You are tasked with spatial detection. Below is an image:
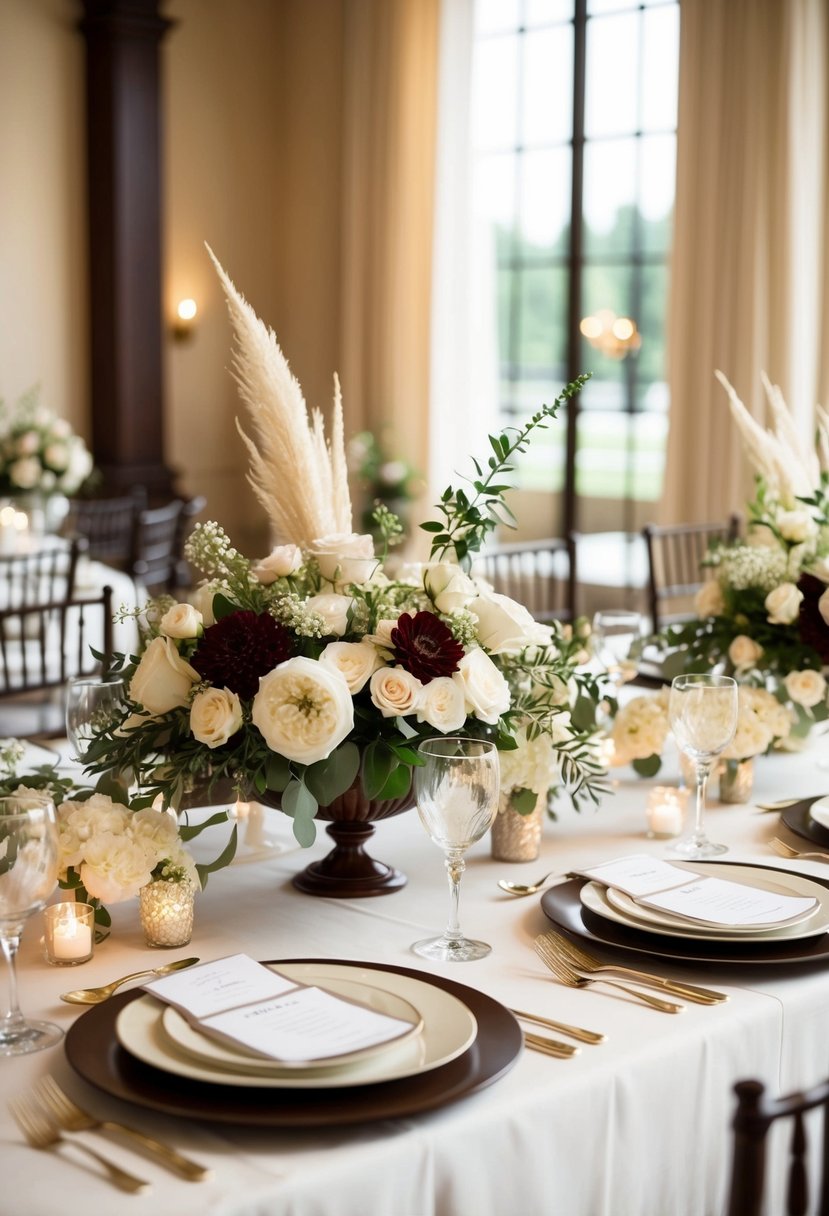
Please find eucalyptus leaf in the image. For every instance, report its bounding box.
[304,742,360,806]
[362,742,396,799]
[282,780,318,846]
[632,754,662,778]
[509,786,539,815]
[195,823,238,890]
[178,810,231,841]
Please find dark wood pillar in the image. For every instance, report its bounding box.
[79,0,176,498]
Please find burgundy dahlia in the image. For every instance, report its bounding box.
[797,574,829,664]
[192,611,295,699]
[391,611,464,684]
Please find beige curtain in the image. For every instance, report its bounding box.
[339,0,440,502]
[662,0,829,524]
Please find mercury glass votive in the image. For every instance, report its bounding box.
[139,881,195,948]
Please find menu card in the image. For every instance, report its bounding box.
[574,855,817,928]
[144,954,417,1064]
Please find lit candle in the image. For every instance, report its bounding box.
[44,903,95,965]
[645,786,688,840]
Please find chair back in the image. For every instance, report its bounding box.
[64,489,146,567]
[473,536,577,623]
[172,495,206,590]
[131,500,185,593]
[642,515,741,632]
[0,535,86,610]
[728,1077,829,1216]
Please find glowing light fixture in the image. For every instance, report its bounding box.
[172,297,198,341]
[579,309,641,360]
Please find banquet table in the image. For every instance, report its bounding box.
[4,740,829,1216]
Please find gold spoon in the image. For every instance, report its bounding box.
[60,957,200,1004]
[498,872,559,897]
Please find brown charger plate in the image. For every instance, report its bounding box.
[781,799,829,851]
[541,862,829,966]
[65,958,522,1127]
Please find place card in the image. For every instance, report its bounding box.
[574,855,817,929]
[144,954,416,1063]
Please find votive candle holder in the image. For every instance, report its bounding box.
[645,786,689,840]
[44,902,95,966]
[139,880,195,948]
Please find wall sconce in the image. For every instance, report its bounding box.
[172,297,198,342]
[579,310,641,360]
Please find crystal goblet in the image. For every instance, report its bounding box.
[668,673,738,859]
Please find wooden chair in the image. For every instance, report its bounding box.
[131,500,185,594]
[474,536,577,623]
[642,514,741,632]
[727,1077,829,1216]
[0,535,86,610]
[0,586,114,737]
[172,494,206,590]
[64,488,147,568]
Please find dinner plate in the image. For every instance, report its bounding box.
[808,798,829,833]
[116,965,475,1089]
[160,973,424,1075]
[65,959,523,1126]
[541,864,829,965]
[781,799,829,850]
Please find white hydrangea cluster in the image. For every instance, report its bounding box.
[497,727,560,797]
[610,689,671,764]
[723,686,793,759]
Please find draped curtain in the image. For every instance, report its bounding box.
[662,0,829,524]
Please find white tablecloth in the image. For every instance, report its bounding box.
[4,743,829,1216]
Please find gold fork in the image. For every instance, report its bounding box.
[33,1076,211,1181]
[9,1096,149,1193]
[770,837,829,863]
[534,936,684,1013]
[539,931,728,1005]
[522,1031,579,1059]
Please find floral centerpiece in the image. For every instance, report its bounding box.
[0,387,94,499]
[657,372,829,743]
[347,429,421,540]
[80,249,605,895]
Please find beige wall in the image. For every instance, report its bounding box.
[0,0,87,434]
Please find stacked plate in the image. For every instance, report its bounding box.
[782,796,829,851]
[65,959,523,1126]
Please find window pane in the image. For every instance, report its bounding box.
[630,411,669,501]
[475,153,518,254]
[518,149,572,256]
[639,135,675,253]
[585,12,639,137]
[581,261,633,326]
[516,266,569,371]
[475,0,520,36]
[472,35,519,151]
[522,26,574,146]
[642,5,679,129]
[583,138,637,256]
[575,411,632,497]
[635,261,669,401]
[525,0,574,26]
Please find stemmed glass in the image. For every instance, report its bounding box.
[65,675,127,765]
[668,674,738,859]
[0,792,63,1055]
[592,610,646,693]
[413,737,500,962]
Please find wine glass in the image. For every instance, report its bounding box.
[0,792,63,1055]
[412,737,500,962]
[65,674,127,764]
[592,609,646,692]
[668,674,738,859]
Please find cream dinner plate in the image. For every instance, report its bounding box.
[809,798,829,831]
[580,862,829,944]
[115,962,478,1090]
[161,976,423,1073]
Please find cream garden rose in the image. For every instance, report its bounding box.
[454,647,511,724]
[319,640,382,693]
[190,686,244,747]
[694,580,725,617]
[251,544,302,584]
[252,656,354,764]
[160,602,204,639]
[470,590,553,655]
[306,593,353,637]
[370,666,423,718]
[728,634,764,669]
[309,533,378,587]
[784,669,828,709]
[129,636,199,716]
[423,563,478,614]
[765,582,804,625]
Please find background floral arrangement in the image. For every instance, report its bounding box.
[82,248,606,851]
[656,371,829,742]
[347,429,421,541]
[0,387,94,497]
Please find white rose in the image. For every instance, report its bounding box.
[15,431,39,455]
[319,641,381,693]
[190,687,243,747]
[820,586,829,627]
[423,563,478,613]
[190,581,221,627]
[66,441,93,484]
[160,602,203,639]
[784,669,828,709]
[369,666,423,718]
[470,589,554,654]
[309,533,378,587]
[51,418,71,439]
[727,634,764,670]
[694,580,725,617]
[129,636,199,715]
[364,617,407,653]
[306,593,353,637]
[79,832,155,903]
[252,656,354,764]
[43,442,68,471]
[777,509,817,543]
[9,457,41,489]
[416,676,467,732]
[765,582,803,625]
[453,648,511,724]
[251,544,302,584]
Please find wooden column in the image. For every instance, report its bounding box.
[79,0,176,498]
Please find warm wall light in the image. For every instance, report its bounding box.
[172,297,198,341]
[579,309,642,360]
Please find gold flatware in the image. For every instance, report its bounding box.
[9,1096,149,1193]
[33,1076,211,1182]
[770,837,829,863]
[540,931,729,1005]
[498,871,559,897]
[509,1007,606,1044]
[522,1031,579,1059]
[60,956,200,1004]
[534,936,684,1013]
